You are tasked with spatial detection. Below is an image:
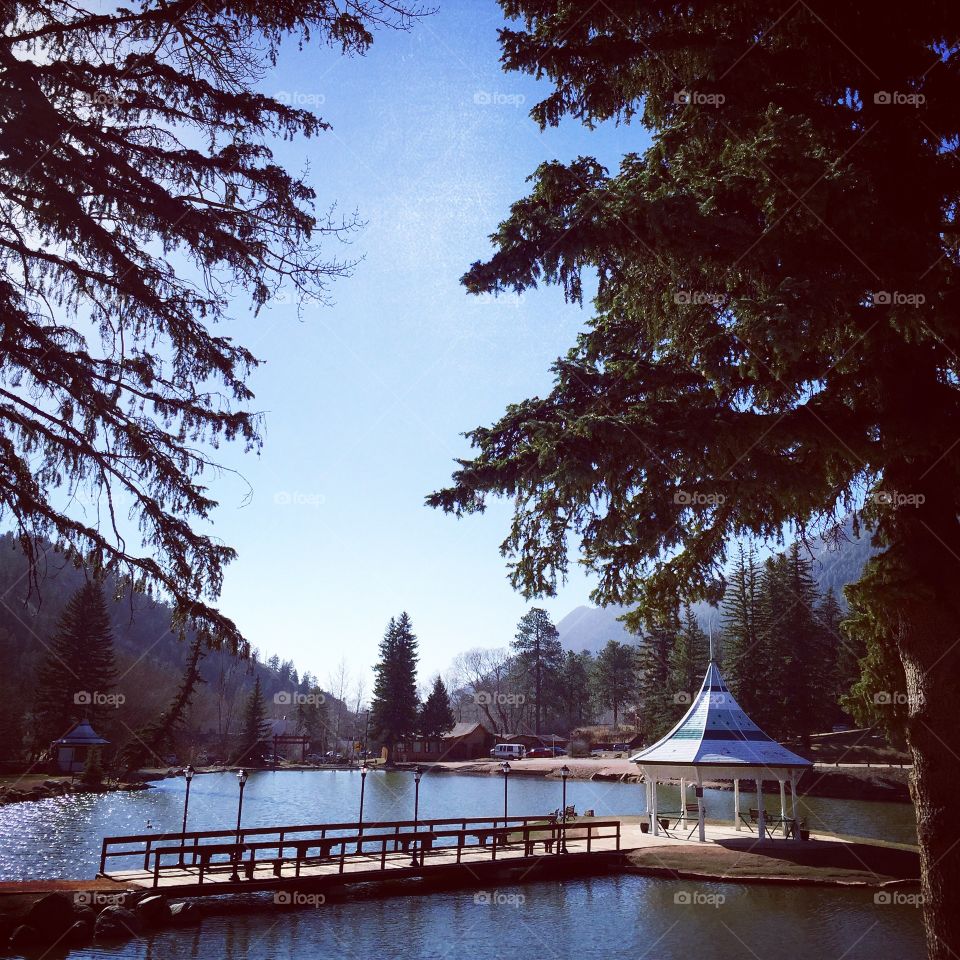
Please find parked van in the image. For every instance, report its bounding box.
[490,742,526,760]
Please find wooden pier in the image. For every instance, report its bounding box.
[98,815,623,897]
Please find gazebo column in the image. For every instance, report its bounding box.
[756,777,766,841]
[651,775,660,836]
[645,777,653,831]
[790,770,801,841]
[695,775,705,843]
[779,779,787,836]
[734,778,741,831]
[679,778,687,821]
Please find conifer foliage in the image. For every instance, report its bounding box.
[429,6,960,949]
[34,581,116,744]
[0,1,416,651]
[370,613,420,751]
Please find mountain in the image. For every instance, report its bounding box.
[556,521,876,653]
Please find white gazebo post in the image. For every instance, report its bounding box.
[680,777,687,821]
[779,779,788,836]
[756,777,766,841]
[645,777,653,831]
[651,774,660,836]
[790,770,801,840]
[695,780,705,843]
[734,778,741,831]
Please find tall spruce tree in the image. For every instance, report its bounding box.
[427,7,960,950]
[669,607,709,713]
[512,608,564,734]
[419,676,456,737]
[635,618,679,743]
[720,544,765,712]
[558,650,594,730]
[592,640,637,730]
[34,582,116,745]
[370,613,420,753]
[239,676,271,765]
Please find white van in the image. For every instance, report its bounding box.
[490,742,526,760]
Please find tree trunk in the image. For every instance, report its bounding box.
[884,443,960,960]
[900,614,960,959]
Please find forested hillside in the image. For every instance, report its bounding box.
[0,535,359,765]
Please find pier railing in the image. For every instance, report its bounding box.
[99,816,621,889]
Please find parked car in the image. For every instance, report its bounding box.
[490,743,526,760]
[612,743,630,752]
[526,747,567,759]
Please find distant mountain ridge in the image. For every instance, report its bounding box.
[556,523,876,654]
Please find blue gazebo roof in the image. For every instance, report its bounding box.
[630,662,810,773]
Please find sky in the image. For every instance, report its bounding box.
[199,0,653,690]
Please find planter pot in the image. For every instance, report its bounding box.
[640,822,649,834]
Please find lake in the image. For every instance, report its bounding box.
[0,770,925,959]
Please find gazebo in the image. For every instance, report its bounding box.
[630,659,811,841]
[51,719,110,774]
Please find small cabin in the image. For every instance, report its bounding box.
[396,722,494,762]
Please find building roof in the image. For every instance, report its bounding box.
[630,662,811,772]
[53,720,110,746]
[442,721,490,740]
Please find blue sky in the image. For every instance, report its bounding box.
[205,1,652,689]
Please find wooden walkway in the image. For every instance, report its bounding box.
[99,815,622,897]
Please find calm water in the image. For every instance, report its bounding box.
[0,771,924,959]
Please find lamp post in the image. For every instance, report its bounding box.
[501,760,511,823]
[411,765,424,866]
[560,765,570,853]
[235,769,247,842]
[179,765,195,866]
[357,762,369,852]
[231,768,248,882]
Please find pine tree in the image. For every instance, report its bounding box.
[34,582,116,745]
[370,613,420,754]
[512,608,563,734]
[669,607,709,713]
[426,8,960,949]
[558,650,594,730]
[592,640,638,730]
[239,676,271,765]
[419,676,456,737]
[635,618,679,743]
[721,544,764,710]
